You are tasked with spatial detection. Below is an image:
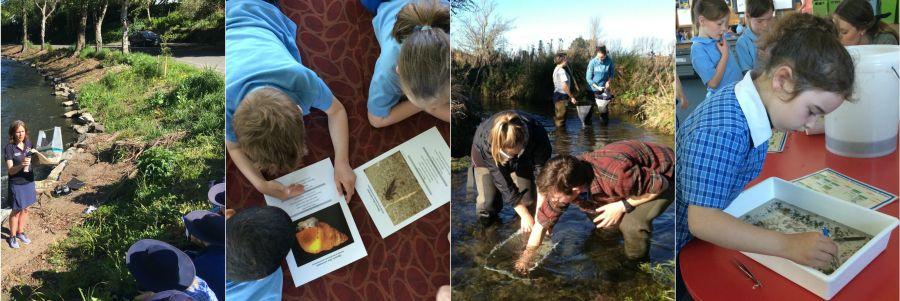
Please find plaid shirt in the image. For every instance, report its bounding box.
[536,140,675,229]
[675,83,767,252]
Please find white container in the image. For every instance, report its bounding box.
[825,45,900,158]
[724,178,899,300]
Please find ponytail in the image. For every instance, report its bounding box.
[392,0,451,108]
[489,112,529,165]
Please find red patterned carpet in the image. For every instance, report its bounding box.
[225,0,451,299]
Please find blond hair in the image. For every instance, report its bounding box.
[233,87,307,174]
[392,0,450,108]
[489,112,529,164]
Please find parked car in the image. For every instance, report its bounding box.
[129,30,161,47]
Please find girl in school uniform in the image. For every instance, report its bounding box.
[470,111,551,232]
[735,0,775,74]
[676,13,856,299]
[363,0,451,128]
[690,0,743,98]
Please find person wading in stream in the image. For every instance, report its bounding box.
[470,111,551,231]
[5,120,37,249]
[551,53,579,128]
[514,140,675,274]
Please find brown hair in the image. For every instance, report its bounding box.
[746,0,774,18]
[536,155,594,195]
[691,0,729,24]
[756,13,855,100]
[393,0,450,108]
[489,111,528,165]
[834,0,900,42]
[7,120,28,144]
[595,45,608,55]
[233,87,308,174]
[554,52,567,65]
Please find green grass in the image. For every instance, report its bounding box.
[6,49,224,300]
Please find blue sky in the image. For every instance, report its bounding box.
[455,0,675,53]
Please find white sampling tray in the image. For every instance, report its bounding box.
[724,177,899,300]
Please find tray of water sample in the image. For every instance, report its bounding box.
[483,230,559,280]
[723,177,898,300]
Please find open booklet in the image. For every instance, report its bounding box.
[264,158,367,287]
[354,127,451,238]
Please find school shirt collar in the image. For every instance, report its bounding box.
[743,27,757,42]
[691,36,716,45]
[734,71,772,147]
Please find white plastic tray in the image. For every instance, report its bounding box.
[724,177,899,300]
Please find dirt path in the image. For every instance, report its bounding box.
[1,134,135,291]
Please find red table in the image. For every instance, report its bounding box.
[680,133,899,301]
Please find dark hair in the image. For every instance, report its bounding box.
[554,52,567,65]
[834,0,900,42]
[392,0,451,107]
[536,155,594,195]
[7,120,29,144]
[691,0,729,24]
[595,45,608,55]
[226,206,294,281]
[756,13,855,100]
[746,0,774,18]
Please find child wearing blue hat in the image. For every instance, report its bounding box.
[127,239,218,301]
[183,210,225,301]
[225,206,295,300]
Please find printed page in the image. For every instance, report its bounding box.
[353,127,451,238]
[264,158,367,287]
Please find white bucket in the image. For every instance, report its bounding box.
[825,45,900,158]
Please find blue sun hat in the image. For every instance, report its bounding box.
[207,182,226,208]
[126,239,196,292]
[182,210,226,247]
[148,290,194,301]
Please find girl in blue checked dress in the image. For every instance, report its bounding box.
[675,13,856,298]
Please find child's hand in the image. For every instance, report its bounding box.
[334,162,356,202]
[784,232,838,269]
[570,97,577,105]
[261,180,305,201]
[514,246,538,275]
[593,201,626,228]
[716,37,729,57]
[519,214,534,233]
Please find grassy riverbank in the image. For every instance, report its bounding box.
[2,45,223,300]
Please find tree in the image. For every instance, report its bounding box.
[454,0,513,66]
[588,16,603,52]
[120,0,130,53]
[94,0,108,52]
[61,0,90,53]
[33,0,59,50]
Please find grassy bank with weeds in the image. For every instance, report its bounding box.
[3,46,224,300]
[453,48,675,135]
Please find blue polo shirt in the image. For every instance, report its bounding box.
[586,56,615,92]
[367,0,414,118]
[225,267,283,301]
[225,0,334,142]
[735,28,759,74]
[675,72,771,251]
[191,246,225,301]
[690,36,743,95]
[4,141,34,184]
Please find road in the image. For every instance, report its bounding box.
[53,43,225,73]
